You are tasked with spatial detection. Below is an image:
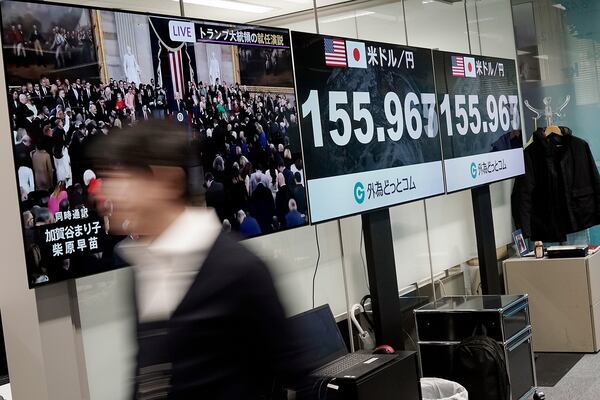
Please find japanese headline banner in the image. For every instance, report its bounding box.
[196,22,290,48]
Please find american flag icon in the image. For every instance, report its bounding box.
[452,56,465,77]
[324,38,347,67]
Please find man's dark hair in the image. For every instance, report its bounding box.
[86,119,190,173]
[17,151,29,167]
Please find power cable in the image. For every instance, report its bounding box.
[312,225,321,308]
[359,223,369,290]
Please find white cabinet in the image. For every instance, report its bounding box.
[503,252,600,352]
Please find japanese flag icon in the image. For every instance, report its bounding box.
[346,41,367,68]
[464,57,477,78]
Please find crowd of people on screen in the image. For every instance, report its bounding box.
[11,74,307,283]
[5,22,95,67]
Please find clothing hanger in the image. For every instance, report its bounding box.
[544,125,562,137]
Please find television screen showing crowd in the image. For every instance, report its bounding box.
[7,23,308,286]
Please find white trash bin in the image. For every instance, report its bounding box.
[421,378,468,400]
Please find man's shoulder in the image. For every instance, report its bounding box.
[211,233,256,255]
[207,234,267,274]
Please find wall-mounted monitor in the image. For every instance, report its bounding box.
[291,31,445,223]
[433,51,524,193]
[2,0,308,287]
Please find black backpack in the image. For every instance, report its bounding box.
[453,335,510,400]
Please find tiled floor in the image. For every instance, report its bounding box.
[0,355,596,400]
[539,352,600,399]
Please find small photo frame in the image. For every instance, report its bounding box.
[513,229,528,256]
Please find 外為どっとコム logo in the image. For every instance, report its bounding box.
[354,182,365,204]
[470,162,478,179]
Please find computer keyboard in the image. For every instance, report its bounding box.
[315,352,374,376]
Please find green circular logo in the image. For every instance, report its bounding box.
[470,162,478,179]
[354,182,365,204]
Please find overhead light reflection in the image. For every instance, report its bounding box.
[174,0,273,14]
[321,11,375,23]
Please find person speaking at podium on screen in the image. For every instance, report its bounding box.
[87,120,312,399]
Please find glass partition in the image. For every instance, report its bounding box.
[404,0,471,52]
[512,0,600,244]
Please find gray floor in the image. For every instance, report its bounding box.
[539,352,600,399]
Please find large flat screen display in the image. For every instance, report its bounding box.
[433,51,524,193]
[291,31,445,223]
[2,0,307,287]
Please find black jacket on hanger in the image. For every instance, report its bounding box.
[512,127,600,242]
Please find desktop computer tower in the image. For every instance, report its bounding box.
[323,351,421,400]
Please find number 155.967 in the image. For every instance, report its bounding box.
[301,90,520,147]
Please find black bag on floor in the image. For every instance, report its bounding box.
[453,335,510,400]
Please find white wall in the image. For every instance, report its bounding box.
[355,2,406,44]
[76,270,136,400]
[404,0,470,52]
[246,223,349,316]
